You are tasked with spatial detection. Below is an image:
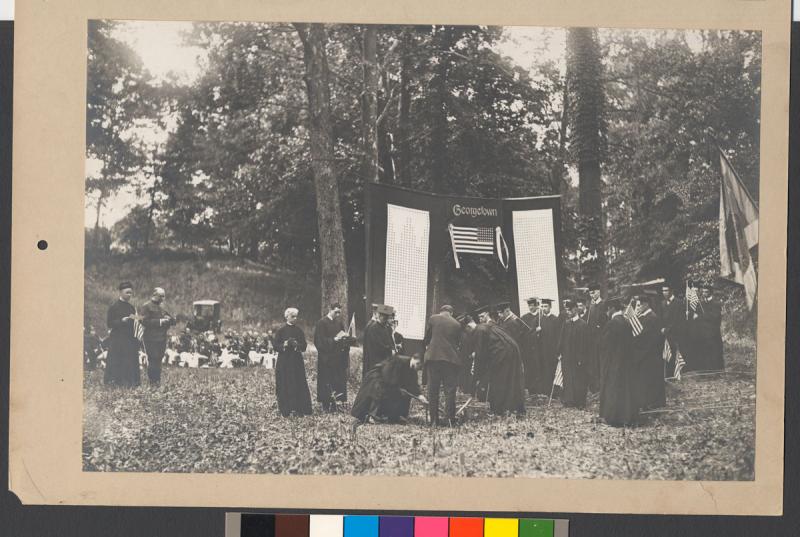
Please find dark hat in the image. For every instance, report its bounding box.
[494,301,511,311]
[440,304,455,313]
[563,299,576,309]
[540,298,553,305]
[118,281,133,291]
[588,283,601,291]
[526,297,539,305]
[472,304,491,317]
[376,304,395,315]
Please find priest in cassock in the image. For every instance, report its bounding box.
[598,298,639,427]
[274,307,313,417]
[468,305,526,416]
[631,295,666,411]
[313,303,351,412]
[520,297,541,394]
[697,284,725,371]
[532,298,562,395]
[361,304,396,380]
[557,299,592,408]
[104,281,141,388]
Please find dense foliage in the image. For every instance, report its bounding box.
[85,24,761,315]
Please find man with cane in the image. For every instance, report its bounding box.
[140,287,177,386]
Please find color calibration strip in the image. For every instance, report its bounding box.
[226,514,567,537]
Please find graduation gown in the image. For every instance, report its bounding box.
[632,311,666,410]
[557,316,591,408]
[661,297,686,367]
[314,316,350,404]
[532,314,562,395]
[274,323,312,417]
[586,300,608,392]
[598,314,638,426]
[471,323,525,415]
[361,321,394,380]
[696,300,725,371]
[104,299,141,387]
[520,312,540,391]
[351,356,421,422]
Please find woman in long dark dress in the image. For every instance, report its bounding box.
[273,307,312,417]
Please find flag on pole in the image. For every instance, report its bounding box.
[673,350,686,380]
[347,313,357,338]
[718,147,758,309]
[449,224,509,269]
[623,303,643,337]
[553,358,564,388]
[686,285,700,312]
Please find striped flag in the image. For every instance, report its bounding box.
[448,224,508,269]
[662,338,672,363]
[347,313,357,338]
[623,303,643,337]
[133,315,144,341]
[673,350,686,380]
[686,285,700,312]
[553,358,564,388]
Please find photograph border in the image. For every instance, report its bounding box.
[9,0,788,515]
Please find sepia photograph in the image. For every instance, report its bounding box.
[80,19,761,481]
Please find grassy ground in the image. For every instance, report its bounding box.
[83,342,755,479]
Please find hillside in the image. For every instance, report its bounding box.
[84,253,322,336]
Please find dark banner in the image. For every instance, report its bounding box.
[365,183,561,355]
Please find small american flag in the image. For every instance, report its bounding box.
[623,303,643,337]
[347,313,357,338]
[673,350,686,380]
[687,286,700,312]
[133,312,144,341]
[662,338,672,362]
[553,358,564,388]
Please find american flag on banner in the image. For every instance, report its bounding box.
[623,303,643,337]
[553,358,564,388]
[448,224,508,269]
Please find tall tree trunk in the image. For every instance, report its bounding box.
[396,28,412,186]
[567,27,606,289]
[361,25,379,184]
[295,23,350,319]
[429,26,459,195]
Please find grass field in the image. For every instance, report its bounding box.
[83,341,756,479]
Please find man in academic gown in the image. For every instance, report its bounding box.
[361,304,396,380]
[351,355,425,423]
[632,295,666,410]
[697,285,725,371]
[557,300,592,408]
[532,298,562,395]
[586,284,608,393]
[660,284,685,371]
[104,281,141,388]
[314,303,351,411]
[496,301,531,350]
[468,305,526,416]
[598,298,639,426]
[520,297,541,393]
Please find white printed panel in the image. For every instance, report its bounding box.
[513,209,560,316]
[385,204,430,339]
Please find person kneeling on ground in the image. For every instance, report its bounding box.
[351,354,426,424]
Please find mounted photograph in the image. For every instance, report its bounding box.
[82,20,761,481]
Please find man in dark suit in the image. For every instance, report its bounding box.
[422,305,463,426]
[314,303,351,411]
[140,287,177,386]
